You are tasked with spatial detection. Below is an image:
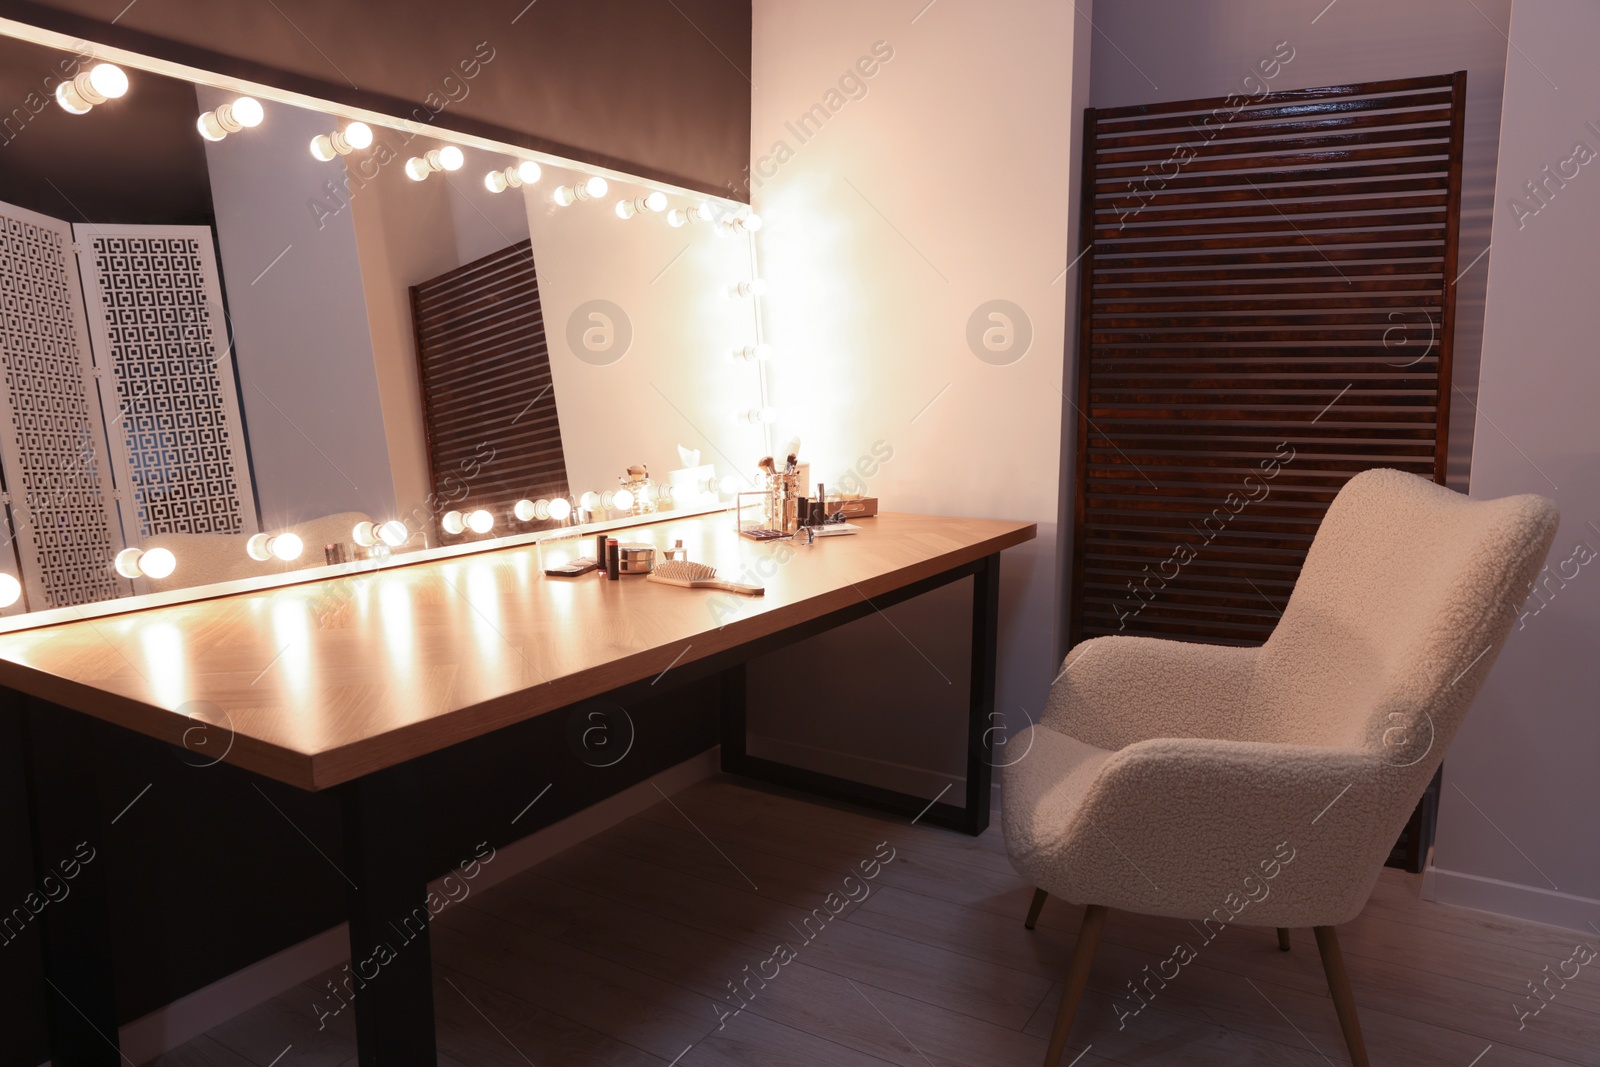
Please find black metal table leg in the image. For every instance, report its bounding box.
[20,696,123,1066]
[718,553,1003,836]
[340,766,438,1066]
[962,551,1000,834]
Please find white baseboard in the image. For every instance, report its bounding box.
[745,732,1004,812]
[107,747,721,1065]
[1422,865,1600,934]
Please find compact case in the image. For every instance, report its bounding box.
[617,542,656,574]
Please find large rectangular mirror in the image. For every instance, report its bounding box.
[0,27,773,629]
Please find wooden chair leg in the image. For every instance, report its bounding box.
[1314,925,1369,1067]
[1025,888,1049,930]
[1043,904,1107,1067]
[1277,927,1292,952]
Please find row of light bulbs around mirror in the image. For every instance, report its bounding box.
[54,65,763,232]
[102,476,750,583]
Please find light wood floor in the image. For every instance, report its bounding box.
[155,776,1599,1066]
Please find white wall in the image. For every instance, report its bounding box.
[748,0,1086,790]
[528,177,760,507]
[1428,0,1600,930]
[200,88,399,527]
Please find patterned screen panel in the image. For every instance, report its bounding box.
[0,203,127,609]
[75,225,255,539]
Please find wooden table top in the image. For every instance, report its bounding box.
[0,512,1034,790]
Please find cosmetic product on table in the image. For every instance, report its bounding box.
[605,538,620,580]
[544,557,599,577]
[665,539,688,562]
[617,543,655,574]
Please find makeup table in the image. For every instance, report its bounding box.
[0,510,1034,1066]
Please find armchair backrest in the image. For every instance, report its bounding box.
[1258,469,1558,785]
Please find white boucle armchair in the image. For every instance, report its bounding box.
[1002,468,1559,1067]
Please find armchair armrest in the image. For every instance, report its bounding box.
[1040,636,1261,749]
[1053,738,1402,927]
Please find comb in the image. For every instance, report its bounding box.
[647,560,764,596]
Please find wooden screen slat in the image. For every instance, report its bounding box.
[411,240,569,543]
[1069,70,1465,654]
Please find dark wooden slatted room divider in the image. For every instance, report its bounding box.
[411,239,568,541]
[1070,72,1466,649]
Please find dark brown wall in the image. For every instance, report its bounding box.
[0,35,215,223]
[0,0,753,198]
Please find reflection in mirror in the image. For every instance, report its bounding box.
[0,29,767,627]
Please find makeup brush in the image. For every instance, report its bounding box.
[647,560,764,596]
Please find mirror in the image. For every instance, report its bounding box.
[0,29,771,630]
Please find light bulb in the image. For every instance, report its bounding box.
[199,97,266,141]
[579,491,601,511]
[613,489,635,512]
[737,344,774,362]
[718,475,739,495]
[466,509,494,534]
[741,407,778,424]
[553,186,576,207]
[405,157,431,182]
[584,176,609,198]
[89,63,129,100]
[692,203,714,223]
[615,199,636,219]
[645,191,668,212]
[638,484,657,503]
[517,161,541,184]
[271,533,303,561]
[741,213,763,232]
[667,209,687,227]
[548,498,572,521]
[143,548,176,578]
[486,170,509,193]
[378,520,410,547]
[514,499,537,522]
[55,82,91,114]
[732,278,769,297]
[246,532,302,562]
[313,122,374,161]
[352,521,378,547]
[232,97,264,127]
[438,145,464,171]
[115,546,177,579]
[442,510,466,535]
[0,573,19,608]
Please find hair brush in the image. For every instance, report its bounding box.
[647,560,764,596]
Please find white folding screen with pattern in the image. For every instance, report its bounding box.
[74,224,255,542]
[0,201,257,613]
[0,201,129,612]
